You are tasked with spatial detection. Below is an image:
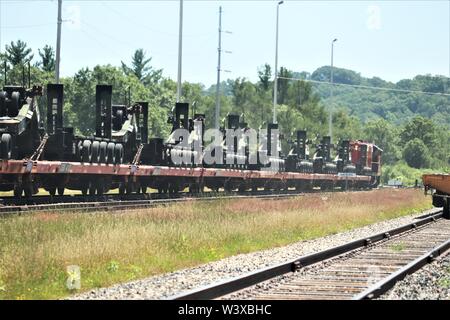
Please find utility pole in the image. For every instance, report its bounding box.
[176,0,183,102]
[214,6,223,129]
[273,1,283,124]
[0,0,2,60]
[329,38,337,141]
[55,0,62,83]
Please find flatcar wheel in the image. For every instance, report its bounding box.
[189,185,198,194]
[88,183,96,196]
[91,141,100,164]
[13,185,22,197]
[106,143,115,164]
[99,142,108,163]
[141,186,147,194]
[96,182,104,196]
[126,183,133,194]
[81,140,92,163]
[48,187,56,196]
[81,188,88,196]
[58,187,65,196]
[24,183,33,198]
[119,183,125,195]
[0,133,12,160]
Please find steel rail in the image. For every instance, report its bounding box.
[169,210,443,300]
[0,188,374,215]
[0,191,312,216]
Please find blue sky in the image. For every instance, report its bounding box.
[1,0,449,86]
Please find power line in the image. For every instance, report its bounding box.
[2,23,54,29]
[101,1,210,38]
[277,76,450,97]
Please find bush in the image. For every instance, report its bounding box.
[402,138,431,168]
[381,162,444,186]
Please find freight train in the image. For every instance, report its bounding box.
[0,82,382,198]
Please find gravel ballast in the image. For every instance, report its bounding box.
[70,208,440,300]
[381,251,450,300]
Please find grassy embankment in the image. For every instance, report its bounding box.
[0,189,431,299]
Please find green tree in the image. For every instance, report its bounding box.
[364,118,399,164]
[286,80,320,112]
[38,45,55,72]
[257,64,272,92]
[230,78,256,120]
[402,138,431,168]
[5,40,33,66]
[121,49,162,84]
[400,116,439,149]
[277,67,292,105]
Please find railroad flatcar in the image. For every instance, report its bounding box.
[0,81,383,199]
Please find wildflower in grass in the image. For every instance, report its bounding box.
[107,261,120,273]
[66,265,81,291]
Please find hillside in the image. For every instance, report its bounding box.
[295,66,450,126]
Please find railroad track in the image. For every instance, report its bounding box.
[0,188,372,215]
[170,211,450,300]
[0,190,314,215]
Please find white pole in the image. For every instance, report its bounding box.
[176,0,183,102]
[273,1,283,124]
[55,0,62,84]
[215,6,222,129]
[0,0,2,59]
[329,38,337,141]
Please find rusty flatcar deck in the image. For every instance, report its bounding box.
[423,173,450,195]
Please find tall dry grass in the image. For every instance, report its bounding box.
[0,189,431,299]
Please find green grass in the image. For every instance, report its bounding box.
[0,189,432,300]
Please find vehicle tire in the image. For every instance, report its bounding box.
[106,142,115,164]
[0,134,12,160]
[91,141,100,163]
[113,110,124,131]
[114,144,124,164]
[99,142,108,163]
[81,140,92,163]
[0,91,7,116]
[7,91,20,117]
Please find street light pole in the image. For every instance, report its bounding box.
[329,38,337,140]
[273,0,283,124]
[176,0,183,102]
[55,0,62,83]
[215,6,222,129]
